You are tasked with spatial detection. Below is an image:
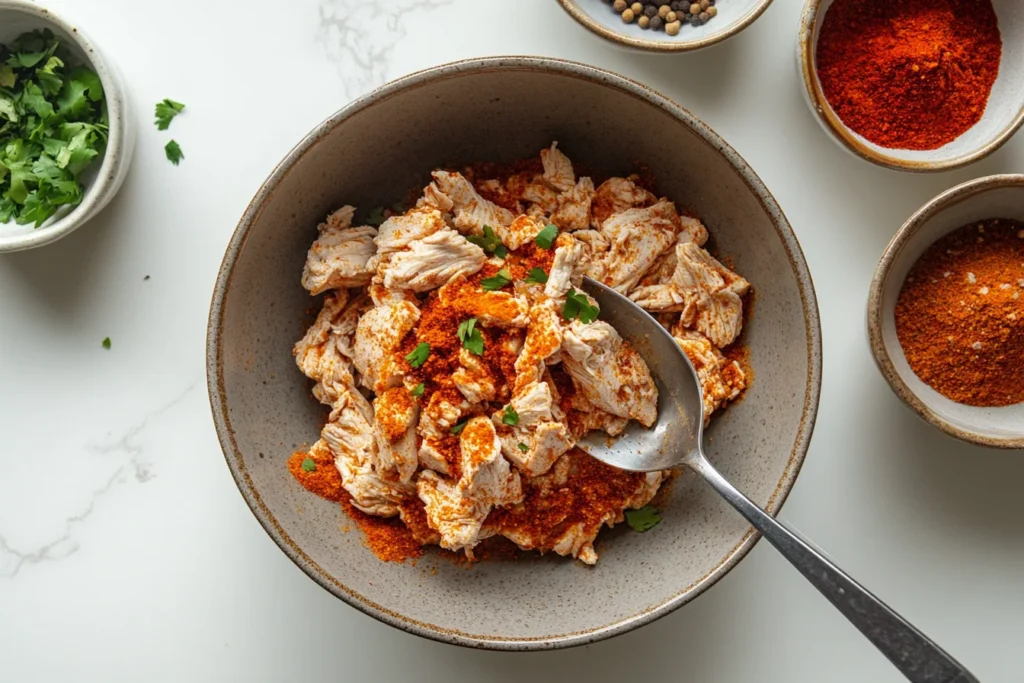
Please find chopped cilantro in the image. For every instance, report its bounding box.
[101,336,111,349]
[0,30,108,227]
[502,405,519,426]
[366,205,387,226]
[391,201,406,214]
[450,419,468,436]
[301,458,317,472]
[481,268,512,291]
[457,317,484,356]
[467,225,508,259]
[562,289,600,323]
[410,382,425,397]
[164,139,184,165]
[517,442,529,453]
[405,342,431,368]
[534,223,558,249]
[624,506,662,533]
[153,98,185,130]
[525,267,548,284]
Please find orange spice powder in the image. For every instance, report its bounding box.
[340,493,426,563]
[288,449,342,501]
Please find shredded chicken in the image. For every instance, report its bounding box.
[292,142,751,565]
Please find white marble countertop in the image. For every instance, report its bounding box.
[2,0,1022,680]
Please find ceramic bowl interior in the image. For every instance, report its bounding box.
[557,0,774,52]
[868,175,1024,449]
[0,0,134,252]
[208,57,821,649]
[798,0,1024,172]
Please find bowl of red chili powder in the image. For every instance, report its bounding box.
[799,0,1024,172]
[869,175,1024,449]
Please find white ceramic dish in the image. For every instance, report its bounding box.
[557,0,774,53]
[798,0,1024,172]
[868,175,1024,449]
[0,0,135,253]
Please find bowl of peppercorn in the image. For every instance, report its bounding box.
[556,0,774,52]
[869,175,1024,449]
[799,0,1024,172]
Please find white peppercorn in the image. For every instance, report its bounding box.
[666,19,682,35]
[639,14,651,28]
[621,7,636,22]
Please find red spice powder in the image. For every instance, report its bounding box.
[895,219,1024,406]
[816,0,1001,150]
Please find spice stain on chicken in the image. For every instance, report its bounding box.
[290,143,752,563]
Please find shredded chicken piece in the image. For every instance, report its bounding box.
[372,387,420,483]
[438,274,530,328]
[551,177,595,232]
[453,348,497,404]
[673,329,747,423]
[301,207,377,294]
[418,417,521,553]
[381,228,486,292]
[572,229,610,281]
[673,241,750,348]
[353,300,420,393]
[540,142,576,192]
[514,300,563,393]
[561,318,658,427]
[591,176,657,229]
[600,200,681,293]
[544,234,584,299]
[496,380,574,477]
[503,214,547,251]
[430,170,514,237]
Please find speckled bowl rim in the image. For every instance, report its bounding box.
[0,0,133,252]
[867,174,1024,449]
[555,0,775,53]
[798,0,1024,173]
[207,56,823,650]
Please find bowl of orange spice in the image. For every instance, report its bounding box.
[869,175,1024,449]
[798,0,1024,172]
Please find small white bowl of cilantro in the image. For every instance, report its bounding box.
[0,0,134,252]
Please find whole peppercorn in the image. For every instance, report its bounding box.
[690,13,702,25]
[613,0,627,10]
[699,10,710,21]
[622,7,636,22]
[691,2,701,13]
[650,14,664,29]
[638,14,651,28]
[700,0,710,8]
[666,19,682,35]
[644,5,658,16]
[670,0,682,8]
[658,3,671,17]
[706,5,717,16]
[666,10,677,22]
[631,2,643,13]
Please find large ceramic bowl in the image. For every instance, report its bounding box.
[207,57,822,649]
[0,0,135,252]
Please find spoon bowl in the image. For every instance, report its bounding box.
[579,276,979,683]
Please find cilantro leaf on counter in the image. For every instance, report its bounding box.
[410,383,425,397]
[501,405,519,427]
[301,458,317,472]
[0,30,108,227]
[165,139,184,165]
[457,318,484,356]
[562,289,600,324]
[405,342,431,368]
[467,225,507,259]
[534,223,558,249]
[101,337,111,349]
[154,98,185,130]
[481,268,512,291]
[525,267,548,284]
[624,506,661,533]
[450,419,468,436]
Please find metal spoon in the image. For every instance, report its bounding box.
[578,277,978,683]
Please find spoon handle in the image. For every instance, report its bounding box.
[688,453,978,683]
